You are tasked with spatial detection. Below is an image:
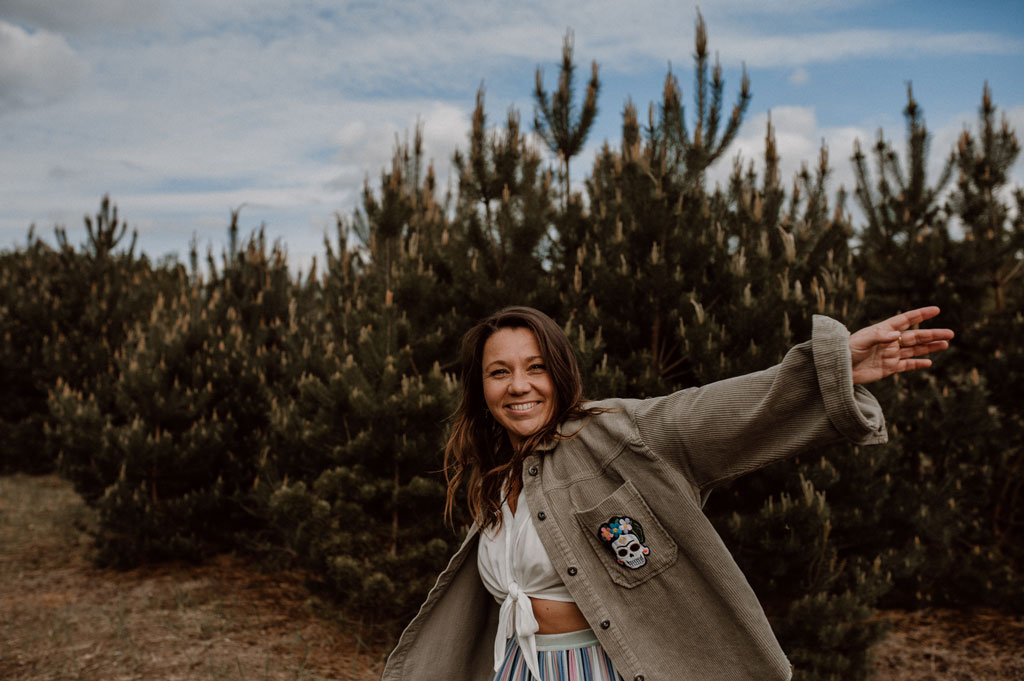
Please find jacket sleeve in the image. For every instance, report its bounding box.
[630,315,887,491]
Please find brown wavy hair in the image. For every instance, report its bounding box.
[443,306,603,531]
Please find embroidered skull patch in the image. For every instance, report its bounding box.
[598,516,650,569]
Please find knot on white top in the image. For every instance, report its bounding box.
[495,578,541,678]
[507,581,523,601]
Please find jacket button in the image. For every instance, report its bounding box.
[537,511,547,520]
[633,676,644,681]
[600,620,610,629]
[528,465,539,476]
[567,567,578,576]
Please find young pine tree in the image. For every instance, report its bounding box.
[51,214,297,566]
[265,135,462,633]
[1,197,164,474]
[533,29,600,211]
[852,86,1022,609]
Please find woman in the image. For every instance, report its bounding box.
[382,306,953,681]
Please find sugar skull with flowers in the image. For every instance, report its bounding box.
[598,516,650,569]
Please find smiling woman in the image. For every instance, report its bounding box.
[381,304,952,681]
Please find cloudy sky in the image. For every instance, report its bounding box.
[2,0,1022,272]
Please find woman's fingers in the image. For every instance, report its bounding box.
[890,309,954,358]
[892,306,943,331]
[899,339,950,359]
[898,328,955,347]
[898,357,934,372]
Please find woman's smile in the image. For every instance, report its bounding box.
[507,401,540,412]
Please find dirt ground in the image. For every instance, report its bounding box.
[0,474,385,681]
[871,608,1024,681]
[2,474,1022,681]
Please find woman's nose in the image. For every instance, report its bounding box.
[509,370,530,394]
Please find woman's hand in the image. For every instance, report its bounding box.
[849,306,954,385]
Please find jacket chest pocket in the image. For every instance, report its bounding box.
[573,480,678,588]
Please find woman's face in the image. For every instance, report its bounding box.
[481,327,556,446]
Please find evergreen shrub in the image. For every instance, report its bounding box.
[50,217,297,565]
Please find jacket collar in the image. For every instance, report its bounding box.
[535,437,559,452]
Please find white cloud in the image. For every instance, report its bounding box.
[29,1,1010,98]
[702,29,1022,70]
[0,89,475,270]
[473,2,1023,71]
[0,21,88,112]
[788,67,809,85]
[0,0,162,33]
[323,100,471,197]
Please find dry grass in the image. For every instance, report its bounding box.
[871,608,1024,681]
[2,473,1022,681]
[0,474,385,681]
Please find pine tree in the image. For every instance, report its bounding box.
[853,85,956,316]
[1,196,166,474]
[264,99,572,631]
[454,88,560,314]
[943,85,1024,600]
[660,10,751,192]
[264,134,463,633]
[533,29,600,210]
[50,213,296,565]
[1,233,69,473]
[851,85,1023,609]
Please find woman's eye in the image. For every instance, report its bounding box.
[489,369,508,378]
[529,363,547,372]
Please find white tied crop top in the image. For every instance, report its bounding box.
[476,491,575,680]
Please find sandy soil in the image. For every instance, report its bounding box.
[0,474,385,681]
[2,473,1022,681]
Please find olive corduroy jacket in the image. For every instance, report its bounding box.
[382,315,888,681]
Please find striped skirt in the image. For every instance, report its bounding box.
[493,629,623,681]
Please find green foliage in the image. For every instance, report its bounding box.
[1,196,167,474]
[453,89,561,315]
[265,356,457,630]
[775,590,889,681]
[946,86,1024,572]
[659,11,752,192]
[263,133,466,633]
[0,236,68,473]
[50,215,296,565]
[851,85,1024,610]
[853,86,957,316]
[533,29,600,208]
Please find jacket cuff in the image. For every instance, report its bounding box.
[812,315,888,445]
